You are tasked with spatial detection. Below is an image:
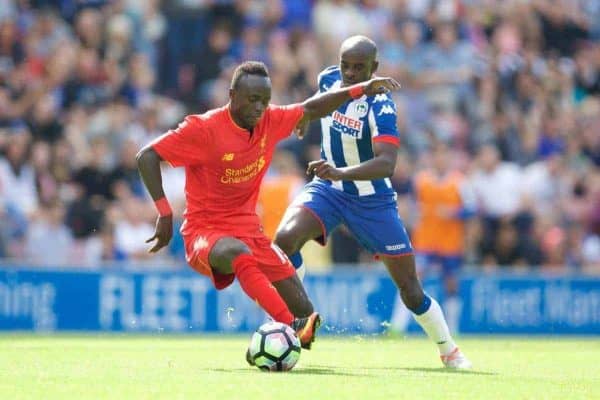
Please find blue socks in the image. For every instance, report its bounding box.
[413,294,432,315]
[288,252,303,270]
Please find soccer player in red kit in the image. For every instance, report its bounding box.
[136,61,400,352]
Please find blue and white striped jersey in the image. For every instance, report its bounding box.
[316,65,400,196]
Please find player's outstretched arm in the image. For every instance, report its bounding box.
[307,142,398,181]
[299,77,400,124]
[136,145,173,253]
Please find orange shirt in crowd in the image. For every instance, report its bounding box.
[412,170,468,256]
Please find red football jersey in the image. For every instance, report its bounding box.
[151,104,304,237]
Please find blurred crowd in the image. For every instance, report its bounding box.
[0,0,598,272]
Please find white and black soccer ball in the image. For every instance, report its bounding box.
[247,321,301,372]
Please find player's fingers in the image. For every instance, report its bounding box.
[380,78,400,91]
[314,164,332,177]
[307,160,326,174]
[316,169,330,179]
[149,241,164,253]
[145,234,157,243]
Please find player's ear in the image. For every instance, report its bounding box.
[228,88,234,100]
[371,60,379,75]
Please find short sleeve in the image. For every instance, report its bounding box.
[267,104,305,141]
[317,65,338,93]
[151,115,208,167]
[369,94,400,147]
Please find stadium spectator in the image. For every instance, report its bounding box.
[0,0,597,274]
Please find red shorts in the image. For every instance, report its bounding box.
[183,230,296,290]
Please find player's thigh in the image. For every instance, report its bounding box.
[276,182,342,250]
[275,206,324,253]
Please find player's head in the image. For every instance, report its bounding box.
[339,35,378,86]
[229,61,271,130]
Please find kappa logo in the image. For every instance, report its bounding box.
[378,104,395,116]
[373,94,389,103]
[222,153,235,161]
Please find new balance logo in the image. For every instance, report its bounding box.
[222,153,235,161]
[373,94,388,103]
[378,105,395,116]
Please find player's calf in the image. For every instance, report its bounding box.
[272,275,314,318]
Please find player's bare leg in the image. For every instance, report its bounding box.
[210,237,320,350]
[272,275,313,317]
[275,206,323,281]
[381,254,472,369]
[209,237,296,325]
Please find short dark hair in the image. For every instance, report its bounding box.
[230,61,269,90]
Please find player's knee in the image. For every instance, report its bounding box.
[274,228,298,255]
[209,238,251,272]
[399,279,425,312]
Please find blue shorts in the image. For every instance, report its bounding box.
[290,180,413,257]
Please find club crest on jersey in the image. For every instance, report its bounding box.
[354,101,368,118]
[332,110,363,139]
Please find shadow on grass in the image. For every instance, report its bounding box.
[207,366,371,377]
[397,367,497,376]
[308,364,497,376]
[292,367,371,377]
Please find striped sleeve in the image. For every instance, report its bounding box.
[369,94,400,147]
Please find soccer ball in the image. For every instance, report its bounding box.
[247,321,301,372]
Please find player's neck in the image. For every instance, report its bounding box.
[227,104,254,133]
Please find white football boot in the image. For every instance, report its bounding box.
[440,347,472,369]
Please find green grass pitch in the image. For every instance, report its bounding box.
[0,335,598,399]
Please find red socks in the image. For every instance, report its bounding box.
[231,254,294,325]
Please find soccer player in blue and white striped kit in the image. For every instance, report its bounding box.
[275,35,471,369]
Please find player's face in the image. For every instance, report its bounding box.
[230,75,272,130]
[339,50,378,86]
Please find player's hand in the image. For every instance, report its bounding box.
[146,215,173,253]
[362,77,401,97]
[307,159,344,181]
